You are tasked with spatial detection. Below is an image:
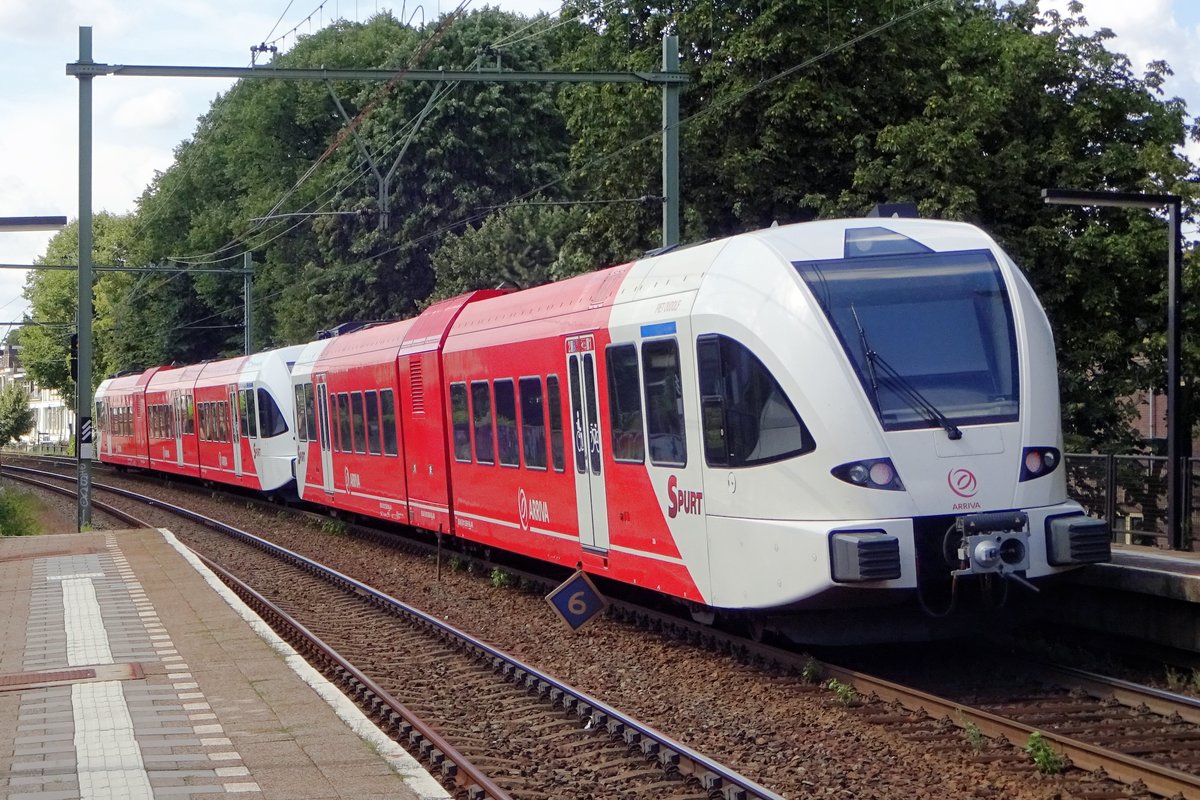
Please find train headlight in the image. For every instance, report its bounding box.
[1019,447,1061,482]
[832,458,905,491]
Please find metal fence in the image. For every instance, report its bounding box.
[1064,453,1196,550]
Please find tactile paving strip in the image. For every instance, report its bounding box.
[4,533,261,798]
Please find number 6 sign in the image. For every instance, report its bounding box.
[546,570,608,632]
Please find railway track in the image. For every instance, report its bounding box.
[2,462,783,800]
[6,456,1195,798]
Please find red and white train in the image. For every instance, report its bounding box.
[96,217,1110,642]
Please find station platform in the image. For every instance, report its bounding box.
[0,528,451,800]
[1025,544,1200,655]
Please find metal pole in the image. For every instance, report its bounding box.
[661,34,680,248]
[75,27,95,531]
[244,252,253,355]
[1167,198,1187,549]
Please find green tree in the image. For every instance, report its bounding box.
[18,212,140,404]
[0,382,35,461]
[131,9,575,350]
[554,0,1198,450]
[430,202,592,298]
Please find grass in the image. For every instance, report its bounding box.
[963,721,986,751]
[320,518,348,536]
[825,678,857,706]
[0,488,38,536]
[1165,665,1200,693]
[1025,732,1066,774]
[489,568,515,588]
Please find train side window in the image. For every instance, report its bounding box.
[351,393,367,453]
[365,390,382,455]
[198,403,206,441]
[606,344,644,463]
[546,375,564,472]
[303,383,316,442]
[450,383,471,462]
[568,357,585,474]
[294,385,308,442]
[584,353,602,475]
[380,388,398,456]
[238,391,250,437]
[494,379,519,468]
[643,339,687,467]
[258,388,288,438]
[471,381,495,465]
[696,334,815,467]
[184,396,195,435]
[519,377,546,470]
[246,389,259,438]
[221,401,232,442]
[337,393,353,453]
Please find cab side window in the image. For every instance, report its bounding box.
[606,344,644,463]
[697,334,814,467]
[642,339,686,467]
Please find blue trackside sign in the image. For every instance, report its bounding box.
[546,570,608,632]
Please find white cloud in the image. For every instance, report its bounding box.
[110,88,188,130]
[0,0,132,42]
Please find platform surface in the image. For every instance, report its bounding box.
[0,528,450,800]
[1073,543,1200,602]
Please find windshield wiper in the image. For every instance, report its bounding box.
[849,304,963,440]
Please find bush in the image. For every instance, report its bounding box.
[0,488,38,536]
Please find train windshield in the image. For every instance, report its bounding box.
[794,248,1019,431]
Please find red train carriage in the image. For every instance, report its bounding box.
[95,368,160,469]
[99,348,302,493]
[144,363,205,479]
[290,291,506,527]
[439,264,704,601]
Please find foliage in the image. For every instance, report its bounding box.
[489,567,515,588]
[798,657,822,684]
[0,382,35,452]
[1164,665,1200,694]
[21,1,1198,450]
[18,212,139,404]
[430,202,592,299]
[1024,731,1067,774]
[824,678,857,706]
[555,0,1198,450]
[320,517,348,536]
[0,488,38,536]
[963,721,986,751]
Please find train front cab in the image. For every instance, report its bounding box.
[192,348,302,493]
[682,220,1109,636]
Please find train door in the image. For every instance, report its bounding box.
[315,376,335,494]
[173,392,184,467]
[228,386,243,477]
[566,334,609,551]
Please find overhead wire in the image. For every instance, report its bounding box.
[167,0,475,267]
[131,0,954,355]
[271,0,956,282]
[145,0,950,350]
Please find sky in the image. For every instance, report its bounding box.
[0,0,1197,333]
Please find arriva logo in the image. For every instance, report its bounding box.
[947,468,978,498]
[666,475,704,519]
[518,488,550,531]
